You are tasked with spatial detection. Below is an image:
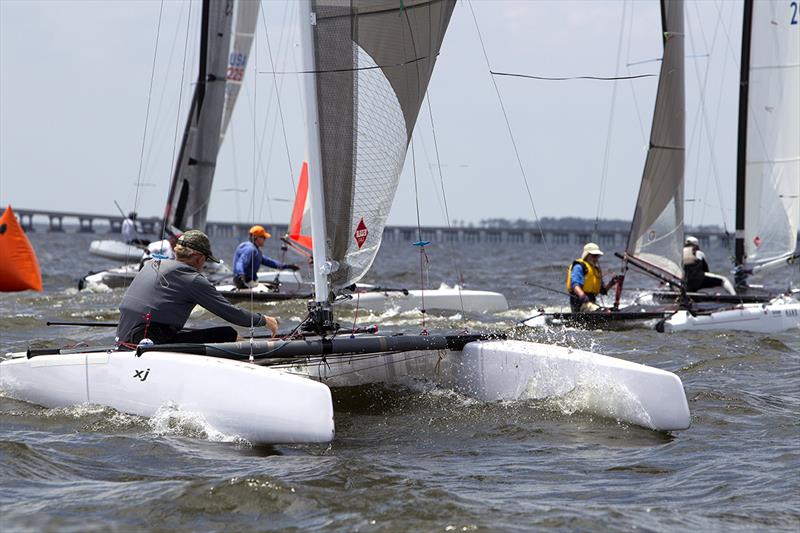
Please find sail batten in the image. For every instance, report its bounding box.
[308,0,456,292]
[625,0,685,283]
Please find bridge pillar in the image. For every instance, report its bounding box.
[19,213,35,232]
[78,217,94,233]
[48,215,64,232]
[109,219,122,233]
[140,220,157,235]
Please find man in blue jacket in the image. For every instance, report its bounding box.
[233,225,299,289]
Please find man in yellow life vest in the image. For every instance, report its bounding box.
[566,242,621,312]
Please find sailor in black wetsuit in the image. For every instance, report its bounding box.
[683,236,735,295]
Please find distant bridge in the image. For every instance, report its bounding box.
[12,207,766,248]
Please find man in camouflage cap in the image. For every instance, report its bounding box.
[117,229,279,345]
[176,230,220,263]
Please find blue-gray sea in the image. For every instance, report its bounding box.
[1,230,798,532]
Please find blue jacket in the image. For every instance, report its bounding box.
[233,241,286,282]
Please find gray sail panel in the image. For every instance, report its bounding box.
[626,0,685,281]
[165,0,235,232]
[311,0,456,290]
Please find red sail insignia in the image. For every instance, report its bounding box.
[354,218,368,249]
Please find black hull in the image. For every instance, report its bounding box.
[218,290,313,303]
[651,290,773,305]
[539,310,674,330]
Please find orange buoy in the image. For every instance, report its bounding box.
[0,205,43,292]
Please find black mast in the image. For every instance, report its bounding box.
[162,0,211,232]
[734,0,754,287]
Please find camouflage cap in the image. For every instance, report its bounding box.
[177,230,219,262]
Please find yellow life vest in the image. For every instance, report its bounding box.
[566,258,602,295]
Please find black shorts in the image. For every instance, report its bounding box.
[128,323,237,345]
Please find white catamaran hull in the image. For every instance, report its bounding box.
[342,288,509,314]
[80,260,236,291]
[279,340,690,432]
[660,299,800,333]
[0,350,335,444]
[1,339,690,437]
[88,240,146,262]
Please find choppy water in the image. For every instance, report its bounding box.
[1,231,799,531]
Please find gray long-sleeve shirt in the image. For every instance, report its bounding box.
[116,259,265,343]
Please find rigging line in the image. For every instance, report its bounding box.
[135,0,167,229]
[262,55,431,75]
[143,0,190,185]
[228,123,243,222]
[249,0,259,323]
[490,71,656,82]
[260,5,295,194]
[625,0,649,145]
[425,92,468,324]
[253,2,294,223]
[411,138,427,332]
[466,0,549,250]
[161,1,194,241]
[593,0,628,238]
[687,1,730,235]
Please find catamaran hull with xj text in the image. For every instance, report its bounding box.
[0,336,691,434]
[0,347,335,444]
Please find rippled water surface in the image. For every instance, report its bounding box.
[1,232,799,531]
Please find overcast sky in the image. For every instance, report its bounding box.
[0,0,744,230]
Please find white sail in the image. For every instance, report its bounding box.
[625,0,685,282]
[304,0,456,293]
[221,0,259,141]
[164,0,258,232]
[739,0,800,267]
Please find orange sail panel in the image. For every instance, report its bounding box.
[0,205,43,292]
[288,161,313,250]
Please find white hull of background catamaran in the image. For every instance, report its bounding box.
[341,285,508,314]
[660,296,800,333]
[79,260,238,291]
[88,240,146,262]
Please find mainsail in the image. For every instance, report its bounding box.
[304,0,456,293]
[625,0,685,282]
[734,0,800,270]
[164,0,259,232]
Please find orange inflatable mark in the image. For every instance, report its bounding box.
[0,205,43,292]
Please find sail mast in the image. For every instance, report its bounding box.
[622,0,685,284]
[300,0,331,306]
[734,0,754,273]
[163,0,211,231]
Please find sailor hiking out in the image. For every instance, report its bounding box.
[683,236,736,295]
[233,225,299,289]
[566,242,621,312]
[116,230,278,346]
